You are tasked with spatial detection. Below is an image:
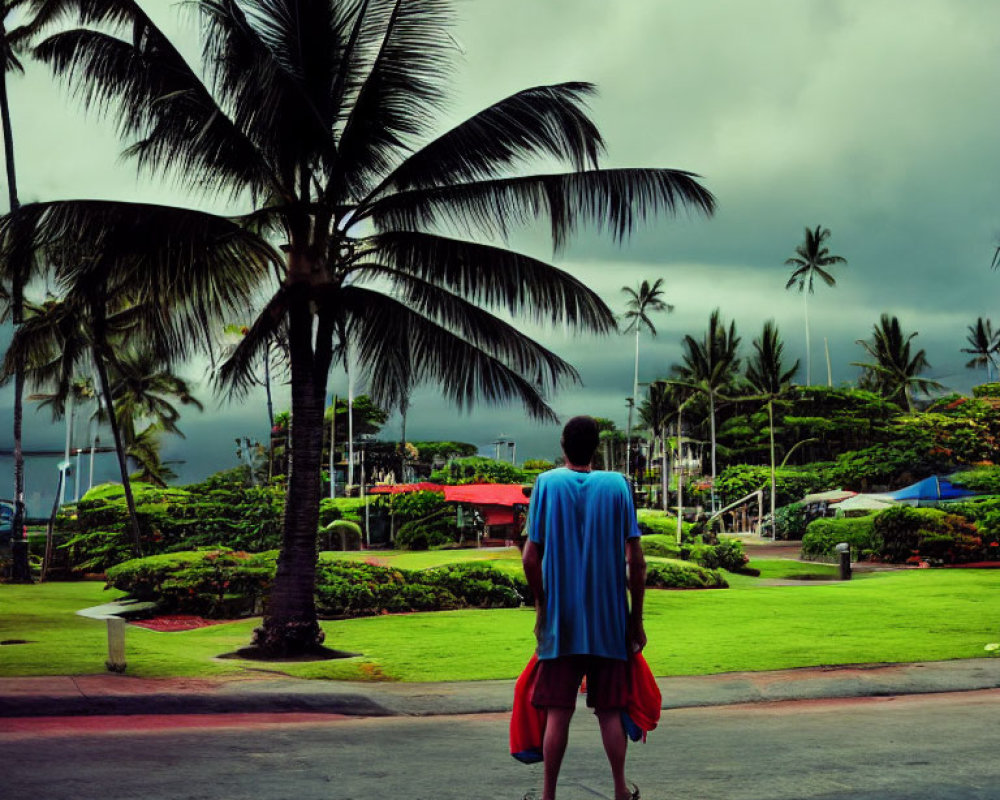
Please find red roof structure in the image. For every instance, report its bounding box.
[366,482,529,529]
[367,482,442,495]
[442,484,530,506]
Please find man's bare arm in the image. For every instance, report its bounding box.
[626,537,647,652]
[522,539,545,643]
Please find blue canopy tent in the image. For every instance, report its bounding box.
[885,476,980,506]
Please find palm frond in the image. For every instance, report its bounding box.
[354,231,616,332]
[4,200,278,363]
[216,287,289,398]
[333,0,455,198]
[32,11,275,201]
[197,0,338,184]
[361,82,604,200]
[339,286,561,422]
[347,264,580,395]
[361,168,715,252]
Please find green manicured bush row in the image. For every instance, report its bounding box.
[636,510,694,541]
[802,505,999,564]
[641,533,746,572]
[645,559,728,589]
[106,549,274,617]
[801,516,877,560]
[109,551,528,618]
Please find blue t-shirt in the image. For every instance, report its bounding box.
[527,468,641,661]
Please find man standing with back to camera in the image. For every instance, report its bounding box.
[522,415,647,800]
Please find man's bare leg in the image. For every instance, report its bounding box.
[596,709,631,800]
[541,706,574,800]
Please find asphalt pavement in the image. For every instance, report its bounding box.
[3,657,1000,719]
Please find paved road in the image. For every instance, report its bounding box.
[4,689,999,800]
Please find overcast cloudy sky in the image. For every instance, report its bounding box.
[4,0,1000,512]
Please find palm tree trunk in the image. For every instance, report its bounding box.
[2,25,29,580]
[254,286,331,655]
[768,399,776,541]
[94,344,143,558]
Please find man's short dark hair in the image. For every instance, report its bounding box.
[561,415,599,466]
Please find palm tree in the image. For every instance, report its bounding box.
[622,278,672,478]
[638,380,672,510]
[1,0,31,580]
[672,309,741,513]
[785,225,847,385]
[853,314,943,412]
[745,320,799,539]
[961,317,1000,383]
[8,0,715,655]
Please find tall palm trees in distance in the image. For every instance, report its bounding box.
[7,0,715,654]
[745,320,799,539]
[961,317,1000,383]
[673,308,740,513]
[785,225,846,386]
[854,314,942,412]
[622,278,673,477]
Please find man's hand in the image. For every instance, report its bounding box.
[629,617,647,653]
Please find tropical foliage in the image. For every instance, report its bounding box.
[854,314,943,411]
[3,0,713,653]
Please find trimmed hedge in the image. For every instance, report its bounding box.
[802,516,878,560]
[645,559,728,589]
[641,533,747,572]
[107,551,529,618]
[802,506,998,564]
[636,510,695,541]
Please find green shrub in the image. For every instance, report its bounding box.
[773,503,808,540]
[645,559,728,589]
[430,456,528,485]
[640,534,681,559]
[636,510,694,541]
[873,506,984,565]
[715,465,828,509]
[423,563,527,607]
[318,498,343,527]
[394,513,455,550]
[107,549,274,617]
[802,516,878,560]
[949,467,1000,495]
[972,383,1000,399]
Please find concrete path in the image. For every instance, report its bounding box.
[3,657,1000,719]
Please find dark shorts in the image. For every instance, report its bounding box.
[531,655,628,711]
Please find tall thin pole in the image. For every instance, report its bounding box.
[676,405,684,544]
[62,392,74,506]
[824,337,832,387]
[769,400,777,541]
[627,326,639,476]
[329,393,337,499]
[347,362,355,490]
[804,291,811,385]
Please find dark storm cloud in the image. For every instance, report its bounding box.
[4,0,1000,498]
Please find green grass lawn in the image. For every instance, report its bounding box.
[2,555,998,682]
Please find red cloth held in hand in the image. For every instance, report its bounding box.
[509,651,661,762]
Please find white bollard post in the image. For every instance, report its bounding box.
[105,617,127,673]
